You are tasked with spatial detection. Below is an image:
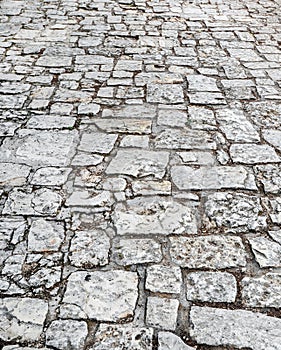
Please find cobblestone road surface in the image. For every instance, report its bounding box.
[1,0,281,349]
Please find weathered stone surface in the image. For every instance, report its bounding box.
[112,238,162,265]
[91,324,153,350]
[36,56,72,67]
[62,271,138,321]
[190,306,281,349]
[188,92,226,105]
[170,235,246,269]
[230,144,281,164]
[263,129,281,151]
[0,163,30,187]
[102,104,156,119]
[69,229,110,267]
[249,236,281,268]
[78,133,117,154]
[187,106,216,130]
[266,197,281,224]
[158,109,187,127]
[93,119,152,134]
[155,129,216,150]
[158,332,196,350]
[187,75,220,92]
[28,219,64,252]
[106,149,169,179]
[245,101,281,128]
[113,197,197,235]
[132,180,171,196]
[171,165,257,190]
[65,190,114,209]
[31,167,71,186]
[3,188,63,216]
[146,265,182,294]
[204,192,266,231]
[146,297,179,330]
[0,130,78,166]
[216,108,260,142]
[0,298,48,341]
[186,272,237,302]
[147,83,184,103]
[254,164,281,193]
[242,273,281,307]
[46,320,88,350]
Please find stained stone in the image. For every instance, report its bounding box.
[186,272,237,302]
[204,192,266,231]
[230,144,280,164]
[106,149,169,179]
[158,332,196,350]
[188,92,226,105]
[46,320,88,350]
[215,108,260,142]
[90,324,153,350]
[62,271,138,321]
[145,265,182,294]
[249,236,281,268]
[254,164,281,193]
[245,101,281,128]
[31,167,71,186]
[146,297,179,331]
[171,165,257,190]
[113,197,197,235]
[0,298,48,341]
[190,306,281,349]
[3,188,63,216]
[262,129,281,151]
[242,273,281,307]
[28,219,64,252]
[132,180,171,195]
[170,235,246,269]
[93,119,152,134]
[0,130,78,166]
[155,129,216,150]
[147,83,184,103]
[112,238,162,265]
[78,133,118,154]
[0,163,30,187]
[69,229,110,267]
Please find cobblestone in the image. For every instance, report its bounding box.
[1,0,281,348]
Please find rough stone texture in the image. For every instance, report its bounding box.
[249,236,281,267]
[0,298,48,341]
[170,236,246,269]
[145,265,182,294]
[242,273,281,307]
[158,332,196,350]
[146,297,179,331]
[147,83,184,103]
[186,272,237,302]
[254,164,281,193]
[113,197,197,235]
[78,133,118,154]
[46,320,88,350]
[230,144,281,164]
[0,163,30,186]
[62,271,138,321]
[91,324,153,350]
[190,306,281,349]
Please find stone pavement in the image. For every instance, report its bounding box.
[1,0,281,348]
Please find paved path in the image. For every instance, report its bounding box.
[1,0,281,349]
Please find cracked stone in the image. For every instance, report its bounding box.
[186,272,237,302]
[62,270,138,321]
[254,164,281,193]
[262,129,281,151]
[145,265,182,294]
[113,197,197,235]
[249,236,281,268]
[170,235,246,269]
[146,297,179,331]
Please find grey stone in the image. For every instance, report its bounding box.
[230,144,280,164]
[249,236,281,268]
[26,116,76,129]
[187,75,220,92]
[36,56,72,67]
[158,332,196,350]
[78,103,100,115]
[102,104,156,119]
[147,83,184,103]
[93,119,152,134]
[0,121,20,136]
[113,197,197,235]
[66,190,114,209]
[254,164,281,193]
[106,149,169,179]
[263,129,281,151]
[62,271,138,321]
[46,320,88,350]
[0,95,27,109]
[0,163,30,187]
[187,106,216,130]
[146,265,182,294]
[69,229,110,267]
[146,297,179,331]
[204,192,267,231]
[158,109,187,127]
[245,101,281,128]
[170,235,246,269]
[90,324,153,350]
[28,219,64,252]
[132,180,171,195]
[78,133,117,154]
[0,298,48,341]
[186,272,237,302]
[190,306,281,349]
[171,165,257,190]
[188,92,226,105]
[242,273,281,307]
[31,167,71,186]
[267,197,281,224]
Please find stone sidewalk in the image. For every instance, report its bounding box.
[0,0,281,349]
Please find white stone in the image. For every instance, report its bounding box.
[146,297,179,331]
[249,236,281,268]
[132,180,171,195]
[147,83,184,103]
[230,144,280,164]
[94,119,152,134]
[187,75,220,92]
[31,167,71,186]
[158,332,196,350]
[78,103,100,115]
[62,271,138,322]
[146,265,182,294]
[66,190,114,209]
[0,163,30,186]
[78,133,118,154]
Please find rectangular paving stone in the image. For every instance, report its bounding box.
[188,92,226,105]
[0,163,30,186]
[147,83,184,104]
[249,236,281,268]
[78,132,118,154]
[36,56,72,67]
[170,235,246,269]
[93,119,152,134]
[171,165,257,190]
[190,306,281,349]
[230,144,281,164]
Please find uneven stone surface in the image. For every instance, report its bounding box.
[2,0,281,348]
[190,306,281,349]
